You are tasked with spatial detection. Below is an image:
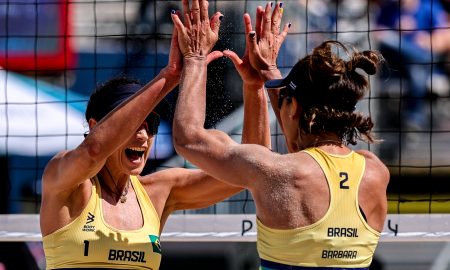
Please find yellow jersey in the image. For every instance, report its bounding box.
[43,175,162,270]
[257,147,380,268]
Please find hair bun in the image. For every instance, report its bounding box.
[350,51,380,75]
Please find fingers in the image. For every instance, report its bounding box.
[171,11,179,42]
[243,13,252,56]
[200,0,209,22]
[171,10,186,36]
[206,50,224,64]
[223,49,243,66]
[210,12,223,37]
[271,2,283,35]
[255,6,264,39]
[191,0,201,25]
[248,31,259,57]
[182,0,190,16]
[280,22,291,44]
[182,0,192,29]
[243,13,253,34]
[261,2,272,38]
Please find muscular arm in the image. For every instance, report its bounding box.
[42,23,184,206]
[173,57,275,188]
[165,66,271,211]
[43,69,179,193]
[163,169,241,212]
[171,0,281,189]
[242,79,270,147]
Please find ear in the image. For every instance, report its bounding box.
[290,98,302,119]
[88,118,97,130]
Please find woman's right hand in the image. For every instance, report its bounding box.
[171,0,222,60]
[247,2,290,80]
[165,7,223,85]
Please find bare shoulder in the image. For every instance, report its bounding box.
[356,149,390,185]
[41,150,75,191]
[43,150,69,178]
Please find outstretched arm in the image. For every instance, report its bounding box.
[42,18,185,196]
[161,1,278,214]
[223,8,270,147]
[172,0,277,188]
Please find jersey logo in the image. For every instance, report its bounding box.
[149,235,161,254]
[82,212,96,232]
[86,212,95,224]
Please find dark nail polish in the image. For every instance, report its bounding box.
[249,32,256,38]
[219,15,224,21]
[288,22,292,28]
[171,9,176,14]
[280,2,283,8]
[270,2,273,7]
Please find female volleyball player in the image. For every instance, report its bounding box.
[172,0,390,269]
[39,8,270,270]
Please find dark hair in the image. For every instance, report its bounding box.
[85,76,142,122]
[294,40,383,145]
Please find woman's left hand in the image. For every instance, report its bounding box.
[248,2,290,77]
[171,0,222,59]
[223,12,264,88]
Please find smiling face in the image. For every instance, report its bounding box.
[89,119,155,176]
[118,122,154,175]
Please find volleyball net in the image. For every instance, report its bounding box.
[1,0,450,242]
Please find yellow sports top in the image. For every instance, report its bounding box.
[257,147,380,268]
[43,175,162,270]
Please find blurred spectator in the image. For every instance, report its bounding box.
[374,0,450,130]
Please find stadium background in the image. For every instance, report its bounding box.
[1,0,450,269]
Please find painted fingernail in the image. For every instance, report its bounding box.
[288,22,292,28]
[279,2,283,8]
[219,15,224,21]
[270,2,273,7]
[171,9,176,14]
[249,31,256,38]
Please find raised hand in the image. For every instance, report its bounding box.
[223,13,263,87]
[248,2,290,76]
[171,0,222,59]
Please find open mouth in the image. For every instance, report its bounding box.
[125,147,146,162]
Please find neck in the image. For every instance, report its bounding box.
[98,166,131,203]
[312,139,342,147]
[299,133,343,150]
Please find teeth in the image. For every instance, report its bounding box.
[128,147,146,152]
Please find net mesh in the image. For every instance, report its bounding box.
[1,0,450,227]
